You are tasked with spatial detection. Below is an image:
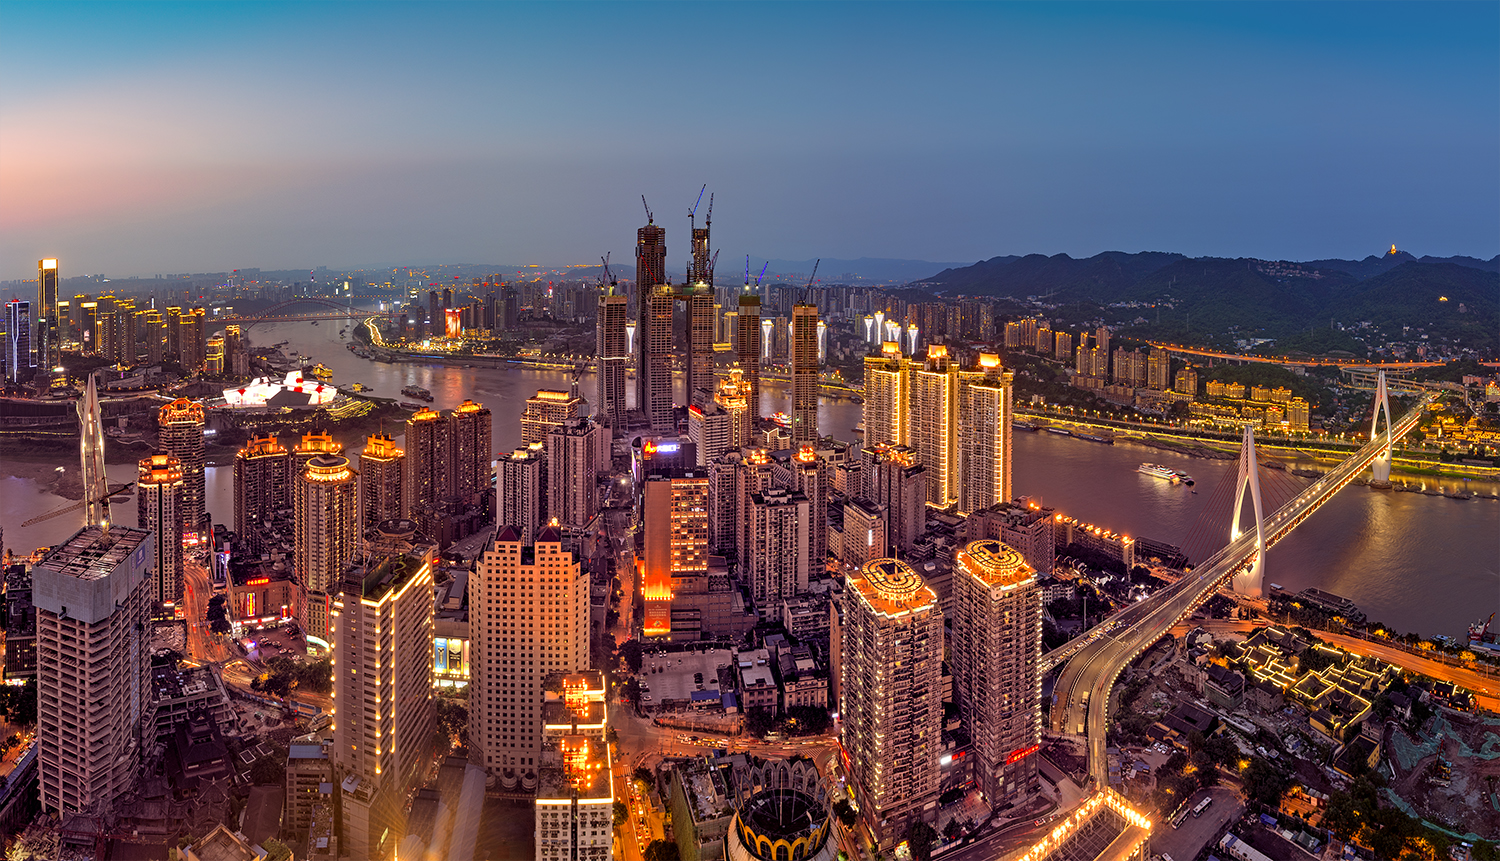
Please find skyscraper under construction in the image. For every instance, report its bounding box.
[636,215,674,431]
[791,302,819,443]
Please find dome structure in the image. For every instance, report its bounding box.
[727,759,837,861]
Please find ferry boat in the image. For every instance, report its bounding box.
[1138,463,1194,485]
[310,364,335,381]
[1076,433,1115,445]
[1045,427,1072,437]
[401,385,434,401]
[1013,421,1038,432]
[770,411,791,428]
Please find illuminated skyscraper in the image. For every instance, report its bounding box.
[685,290,717,406]
[596,289,628,432]
[862,342,910,447]
[204,334,224,375]
[471,525,589,789]
[791,303,819,443]
[522,389,584,445]
[641,469,709,638]
[744,487,809,620]
[951,540,1042,805]
[296,453,356,641]
[332,545,437,859]
[861,443,926,553]
[775,445,828,582]
[545,418,608,528]
[179,307,207,372]
[234,434,290,556]
[5,300,32,383]
[449,399,493,504]
[496,442,546,540]
[359,433,406,530]
[910,345,958,507]
[404,407,450,518]
[141,309,164,365]
[839,558,943,847]
[1147,348,1170,391]
[957,354,1014,515]
[137,452,185,607]
[33,526,153,815]
[36,258,57,370]
[158,398,207,534]
[690,368,750,462]
[292,428,343,478]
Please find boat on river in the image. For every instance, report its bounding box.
[1138,463,1194,485]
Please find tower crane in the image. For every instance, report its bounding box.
[800,259,820,304]
[687,184,706,230]
[641,195,653,224]
[599,252,617,290]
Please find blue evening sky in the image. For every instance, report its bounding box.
[1,1,1495,277]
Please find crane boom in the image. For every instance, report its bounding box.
[19,481,135,528]
[641,195,653,223]
[801,259,820,303]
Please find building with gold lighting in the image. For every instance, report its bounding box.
[158,398,207,535]
[641,469,710,638]
[522,388,586,445]
[725,758,836,861]
[537,668,614,859]
[295,453,356,640]
[331,544,437,861]
[838,558,943,848]
[910,345,958,508]
[358,433,405,530]
[956,353,1014,515]
[233,434,290,557]
[863,342,910,447]
[952,540,1043,804]
[137,452,185,608]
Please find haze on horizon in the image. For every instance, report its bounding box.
[1,1,1496,281]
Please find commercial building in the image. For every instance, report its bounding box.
[469,524,590,791]
[233,435,290,557]
[536,671,614,861]
[295,453,356,641]
[522,389,586,445]
[725,759,837,861]
[36,258,58,369]
[951,540,1043,804]
[910,345,958,507]
[331,545,437,860]
[641,470,710,638]
[5,300,32,382]
[359,433,406,530]
[791,303,820,443]
[33,526,154,814]
[956,354,1014,515]
[545,417,608,528]
[137,452,185,608]
[839,558,943,848]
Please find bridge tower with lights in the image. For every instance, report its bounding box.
[1230,423,1266,597]
[1370,370,1394,486]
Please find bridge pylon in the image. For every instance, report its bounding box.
[1230,423,1266,597]
[1370,370,1394,486]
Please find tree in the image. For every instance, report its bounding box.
[944,818,965,841]
[643,839,680,861]
[250,756,285,786]
[620,640,643,674]
[437,698,469,750]
[260,839,292,861]
[1241,757,1290,807]
[786,706,831,736]
[743,708,777,739]
[614,799,628,827]
[833,799,857,827]
[904,820,938,861]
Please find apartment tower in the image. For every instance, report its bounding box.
[233,435,290,556]
[839,558,943,847]
[863,342,910,447]
[909,345,958,508]
[636,218,675,431]
[545,418,608,528]
[956,354,1014,515]
[137,452,185,607]
[295,453,356,640]
[522,389,583,445]
[951,540,1042,804]
[496,443,547,543]
[596,289,629,432]
[358,433,406,530]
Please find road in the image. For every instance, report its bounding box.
[182,551,230,663]
[1051,394,1433,785]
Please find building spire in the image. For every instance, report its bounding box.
[79,372,109,530]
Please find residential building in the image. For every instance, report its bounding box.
[951,540,1043,804]
[137,452,185,608]
[791,303,819,443]
[596,290,629,432]
[286,740,333,833]
[33,526,153,814]
[545,418,608,528]
[496,442,547,542]
[737,287,763,426]
[910,345,958,507]
[863,342,910,447]
[744,488,810,621]
[233,434,290,557]
[522,389,585,445]
[956,353,1014,515]
[860,443,926,553]
[295,453,356,641]
[158,398,207,534]
[359,433,406,530]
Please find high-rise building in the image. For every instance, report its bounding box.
[33,526,153,814]
[158,398,206,535]
[225,323,249,377]
[596,290,629,432]
[5,300,32,383]
[839,558,943,847]
[536,672,613,861]
[496,443,547,542]
[689,369,750,466]
[179,307,207,372]
[861,444,926,553]
[834,498,887,568]
[292,429,343,478]
[791,303,819,443]
[744,487,810,620]
[234,434,290,556]
[910,345,958,508]
[636,218,675,431]
[522,389,585,445]
[141,309,165,365]
[359,433,406,531]
[36,258,58,369]
[951,540,1042,805]
[470,525,590,790]
[775,445,828,582]
[737,287,763,426]
[734,449,779,570]
[449,399,493,505]
[137,452,185,608]
[640,468,711,638]
[957,354,1014,515]
[205,334,224,375]
[863,342,910,447]
[1147,348,1171,391]
[404,407,450,518]
[686,290,717,406]
[295,453,356,641]
[1174,366,1198,397]
[545,418,608,528]
[332,545,437,860]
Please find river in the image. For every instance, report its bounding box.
[3,316,1495,639]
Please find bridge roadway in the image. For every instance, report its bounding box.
[1047,393,1433,786]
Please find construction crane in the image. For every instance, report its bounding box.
[687,184,706,230]
[707,250,720,284]
[641,195,653,224]
[20,481,135,528]
[599,252,617,290]
[800,259,820,304]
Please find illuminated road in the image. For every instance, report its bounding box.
[1050,394,1433,784]
[182,551,230,663]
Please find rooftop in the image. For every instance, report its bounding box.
[957,539,1037,590]
[34,526,150,583]
[847,558,937,618]
[344,546,434,603]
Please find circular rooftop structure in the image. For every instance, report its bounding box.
[958,539,1036,588]
[729,760,836,861]
[860,558,924,602]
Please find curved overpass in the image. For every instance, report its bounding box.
[1048,392,1434,785]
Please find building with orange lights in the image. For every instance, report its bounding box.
[863,341,911,447]
[910,345,958,507]
[358,433,405,530]
[233,434,290,557]
[522,388,586,445]
[641,470,710,638]
[295,453,356,640]
[545,417,608,528]
[470,524,589,791]
[292,429,343,477]
[137,452,185,608]
[957,353,1015,515]
[838,558,943,848]
[860,443,926,553]
[331,544,437,861]
[158,398,207,534]
[952,540,1043,804]
[791,302,820,443]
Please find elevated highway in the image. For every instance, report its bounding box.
[1047,392,1434,785]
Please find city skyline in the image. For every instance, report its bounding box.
[2,2,1497,278]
